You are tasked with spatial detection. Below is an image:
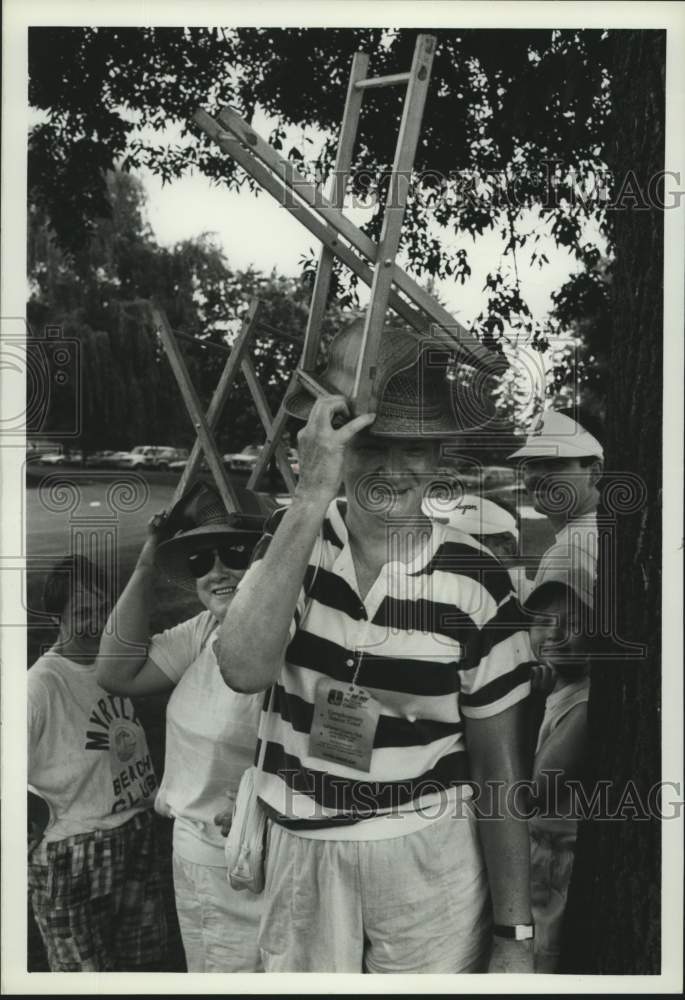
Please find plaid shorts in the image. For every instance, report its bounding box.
[28,810,167,972]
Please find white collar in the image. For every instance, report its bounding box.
[327,499,445,576]
[555,511,598,543]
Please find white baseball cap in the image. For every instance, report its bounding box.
[423,493,519,540]
[508,410,604,460]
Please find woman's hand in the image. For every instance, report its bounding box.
[213,807,233,838]
[28,819,46,857]
[137,510,170,571]
[295,396,375,507]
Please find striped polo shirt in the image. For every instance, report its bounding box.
[245,499,532,833]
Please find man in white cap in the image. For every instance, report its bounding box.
[508,408,604,607]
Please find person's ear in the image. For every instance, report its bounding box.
[589,457,603,488]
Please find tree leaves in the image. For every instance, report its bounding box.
[27,170,353,454]
[27,25,617,395]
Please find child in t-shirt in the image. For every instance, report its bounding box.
[525,580,591,973]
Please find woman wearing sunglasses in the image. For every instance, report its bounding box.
[95,483,266,972]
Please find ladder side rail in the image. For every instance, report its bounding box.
[215,106,377,263]
[301,50,369,373]
[194,116,428,336]
[151,303,242,513]
[173,298,262,503]
[352,34,436,412]
[246,384,295,491]
[240,357,297,493]
[202,108,503,373]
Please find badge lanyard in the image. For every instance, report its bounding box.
[309,647,380,773]
[350,648,364,688]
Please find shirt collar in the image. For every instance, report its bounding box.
[326,499,445,577]
[555,511,598,543]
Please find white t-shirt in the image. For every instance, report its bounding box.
[28,651,158,844]
[149,611,262,866]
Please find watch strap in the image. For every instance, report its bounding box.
[493,923,535,941]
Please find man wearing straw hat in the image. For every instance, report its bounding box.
[218,318,535,974]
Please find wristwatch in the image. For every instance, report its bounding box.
[493,923,535,941]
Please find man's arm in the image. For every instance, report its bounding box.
[216,396,375,694]
[464,701,534,973]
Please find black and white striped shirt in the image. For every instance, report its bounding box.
[245,500,532,833]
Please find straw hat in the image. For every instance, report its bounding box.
[284,317,498,438]
[154,482,266,591]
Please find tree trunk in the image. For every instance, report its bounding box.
[561,30,664,974]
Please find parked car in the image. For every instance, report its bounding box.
[26,447,48,464]
[223,444,262,474]
[39,450,83,466]
[224,445,299,475]
[92,450,131,468]
[118,446,188,470]
[151,447,188,469]
[117,446,157,469]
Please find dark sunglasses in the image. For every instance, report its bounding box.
[187,545,251,578]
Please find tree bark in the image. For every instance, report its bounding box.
[560,30,664,974]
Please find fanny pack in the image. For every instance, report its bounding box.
[224,686,272,893]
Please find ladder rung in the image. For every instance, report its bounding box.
[296,369,331,398]
[355,72,411,90]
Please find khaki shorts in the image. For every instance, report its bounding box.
[258,805,492,973]
[172,852,263,972]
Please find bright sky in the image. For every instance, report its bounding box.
[142,168,584,325]
[135,111,588,330]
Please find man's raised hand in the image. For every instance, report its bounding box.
[295,396,375,506]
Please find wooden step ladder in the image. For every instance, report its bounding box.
[149,297,297,512]
[159,34,507,505]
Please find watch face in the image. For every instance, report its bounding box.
[516,925,535,940]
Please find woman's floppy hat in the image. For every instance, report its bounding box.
[154,482,265,590]
[283,317,500,438]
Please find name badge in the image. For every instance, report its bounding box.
[309,677,380,773]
